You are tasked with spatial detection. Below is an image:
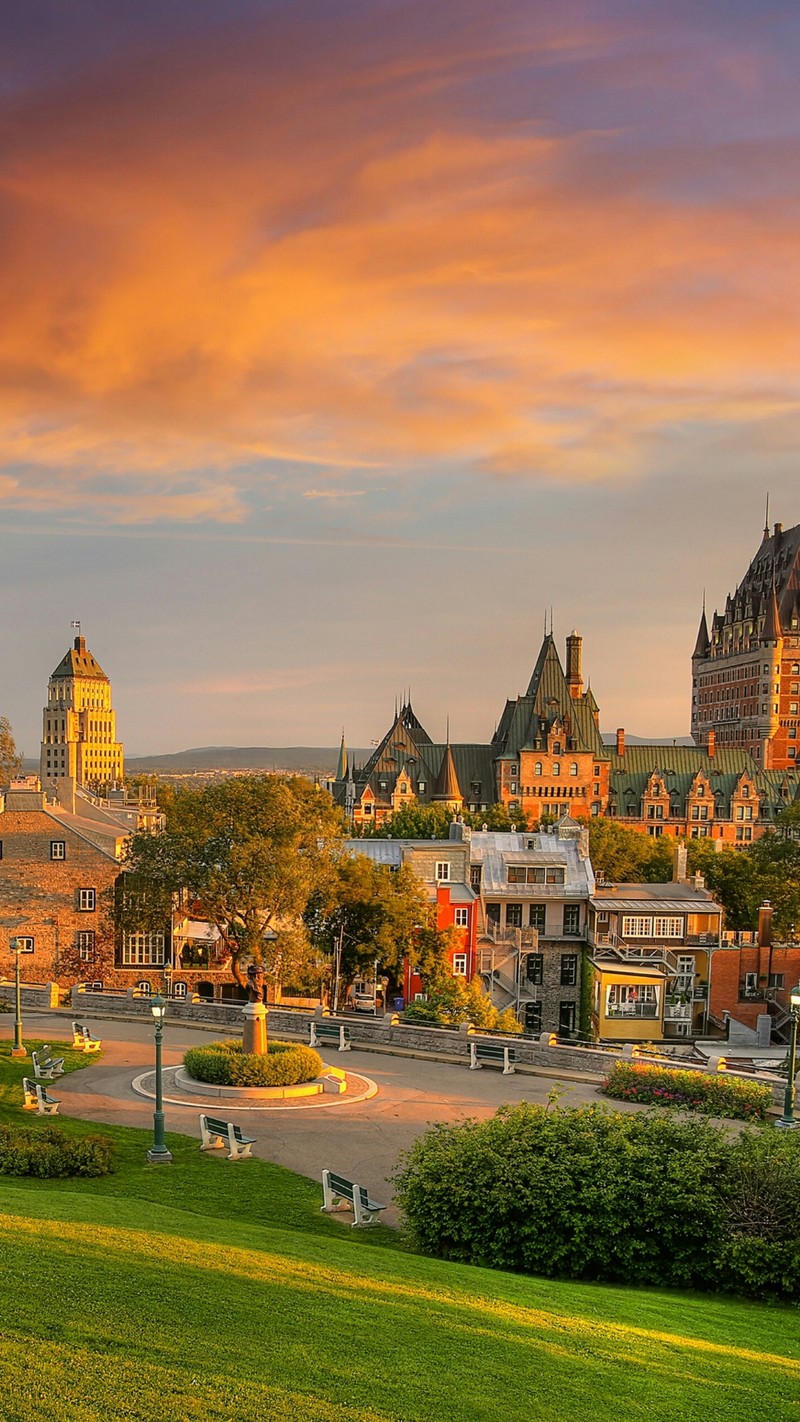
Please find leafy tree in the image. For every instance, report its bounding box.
[744,805,800,935]
[464,803,529,832]
[367,803,454,840]
[124,773,175,814]
[117,775,344,992]
[684,840,762,930]
[587,818,673,883]
[304,854,428,994]
[0,718,23,785]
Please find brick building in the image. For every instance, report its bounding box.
[708,901,800,1044]
[331,622,800,844]
[691,518,800,770]
[332,630,608,830]
[468,816,594,1037]
[0,782,122,988]
[344,834,478,1002]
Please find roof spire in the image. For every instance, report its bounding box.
[761,574,782,643]
[763,492,770,542]
[335,731,348,782]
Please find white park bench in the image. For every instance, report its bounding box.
[199,1114,257,1161]
[72,1021,102,1053]
[31,1046,65,1080]
[469,1041,516,1075]
[321,1169,386,1228]
[309,1022,351,1052]
[22,1078,60,1116]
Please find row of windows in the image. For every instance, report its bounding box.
[524,953,579,986]
[491,903,581,933]
[523,1001,577,1035]
[620,916,683,938]
[13,930,97,958]
[507,866,566,885]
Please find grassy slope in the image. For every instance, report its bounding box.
[1,1044,799,1422]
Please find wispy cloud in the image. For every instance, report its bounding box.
[0,1,798,522]
[302,488,368,500]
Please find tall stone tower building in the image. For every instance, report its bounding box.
[39,635,124,790]
[691,520,800,770]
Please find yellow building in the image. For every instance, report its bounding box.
[591,962,668,1041]
[39,635,124,792]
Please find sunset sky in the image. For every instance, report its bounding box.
[1,0,799,756]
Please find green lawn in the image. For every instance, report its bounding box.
[1,1042,799,1422]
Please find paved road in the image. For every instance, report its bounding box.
[6,1012,609,1223]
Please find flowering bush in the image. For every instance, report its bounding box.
[601,1060,771,1122]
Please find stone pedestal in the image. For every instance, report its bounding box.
[242,1001,268,1056]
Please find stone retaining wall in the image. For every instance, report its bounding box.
[0,979,61,1010]
[68,988,786,1106]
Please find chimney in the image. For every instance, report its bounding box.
[758,901,773,949]
[706,729,716,759]
[616,728,625,757]
[774,522,783,539]
[672,844,688,883]
[565,630,583,700]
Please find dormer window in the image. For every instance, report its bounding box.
[742,785,750,798]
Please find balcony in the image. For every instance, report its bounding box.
[605,1002,659,1020]
[664,997,692,1021]
[482,922,539,948]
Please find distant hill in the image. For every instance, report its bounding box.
[26,734,695,782]
[126,746,371,777]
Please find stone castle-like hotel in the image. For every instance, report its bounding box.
[333,519,800,844]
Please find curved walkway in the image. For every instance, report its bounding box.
[9,1011,611,1223]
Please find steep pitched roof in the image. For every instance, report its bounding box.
[433,742,462,801]
[608,743,800,818]
[692,608,710,659]
[50,636,109,682]
[494,634,607,759]
[335,733,348,782]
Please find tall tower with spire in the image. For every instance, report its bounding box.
[691,518,800,770]
[39,634,124,790]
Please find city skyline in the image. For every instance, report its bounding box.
[2,2,799,752]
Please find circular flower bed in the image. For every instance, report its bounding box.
[183,1039,323,1088]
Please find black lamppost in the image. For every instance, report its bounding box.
[9,937,26,1059]
[146,993,172,1164]
[776,982,800,1131]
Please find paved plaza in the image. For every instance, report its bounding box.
[6,1011,611,1223]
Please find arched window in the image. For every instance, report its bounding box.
[173,981,188,999]
[534,761,542,776]
[570,762,578,776]
[137,980,152,996]
[552,762,561,777]
[553,742,562,755]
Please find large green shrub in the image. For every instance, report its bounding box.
[184,1039,323,1087]
[601,1060,772,1122]
[394,1102,800,1298]
[0,1125,113,1178]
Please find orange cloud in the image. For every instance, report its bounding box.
[0,5,798,520]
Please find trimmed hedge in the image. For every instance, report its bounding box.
[601,1060,772,1121]
[393,1102,800,1299]
[0,1124,114,1178]
[184,1039,323,1087]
